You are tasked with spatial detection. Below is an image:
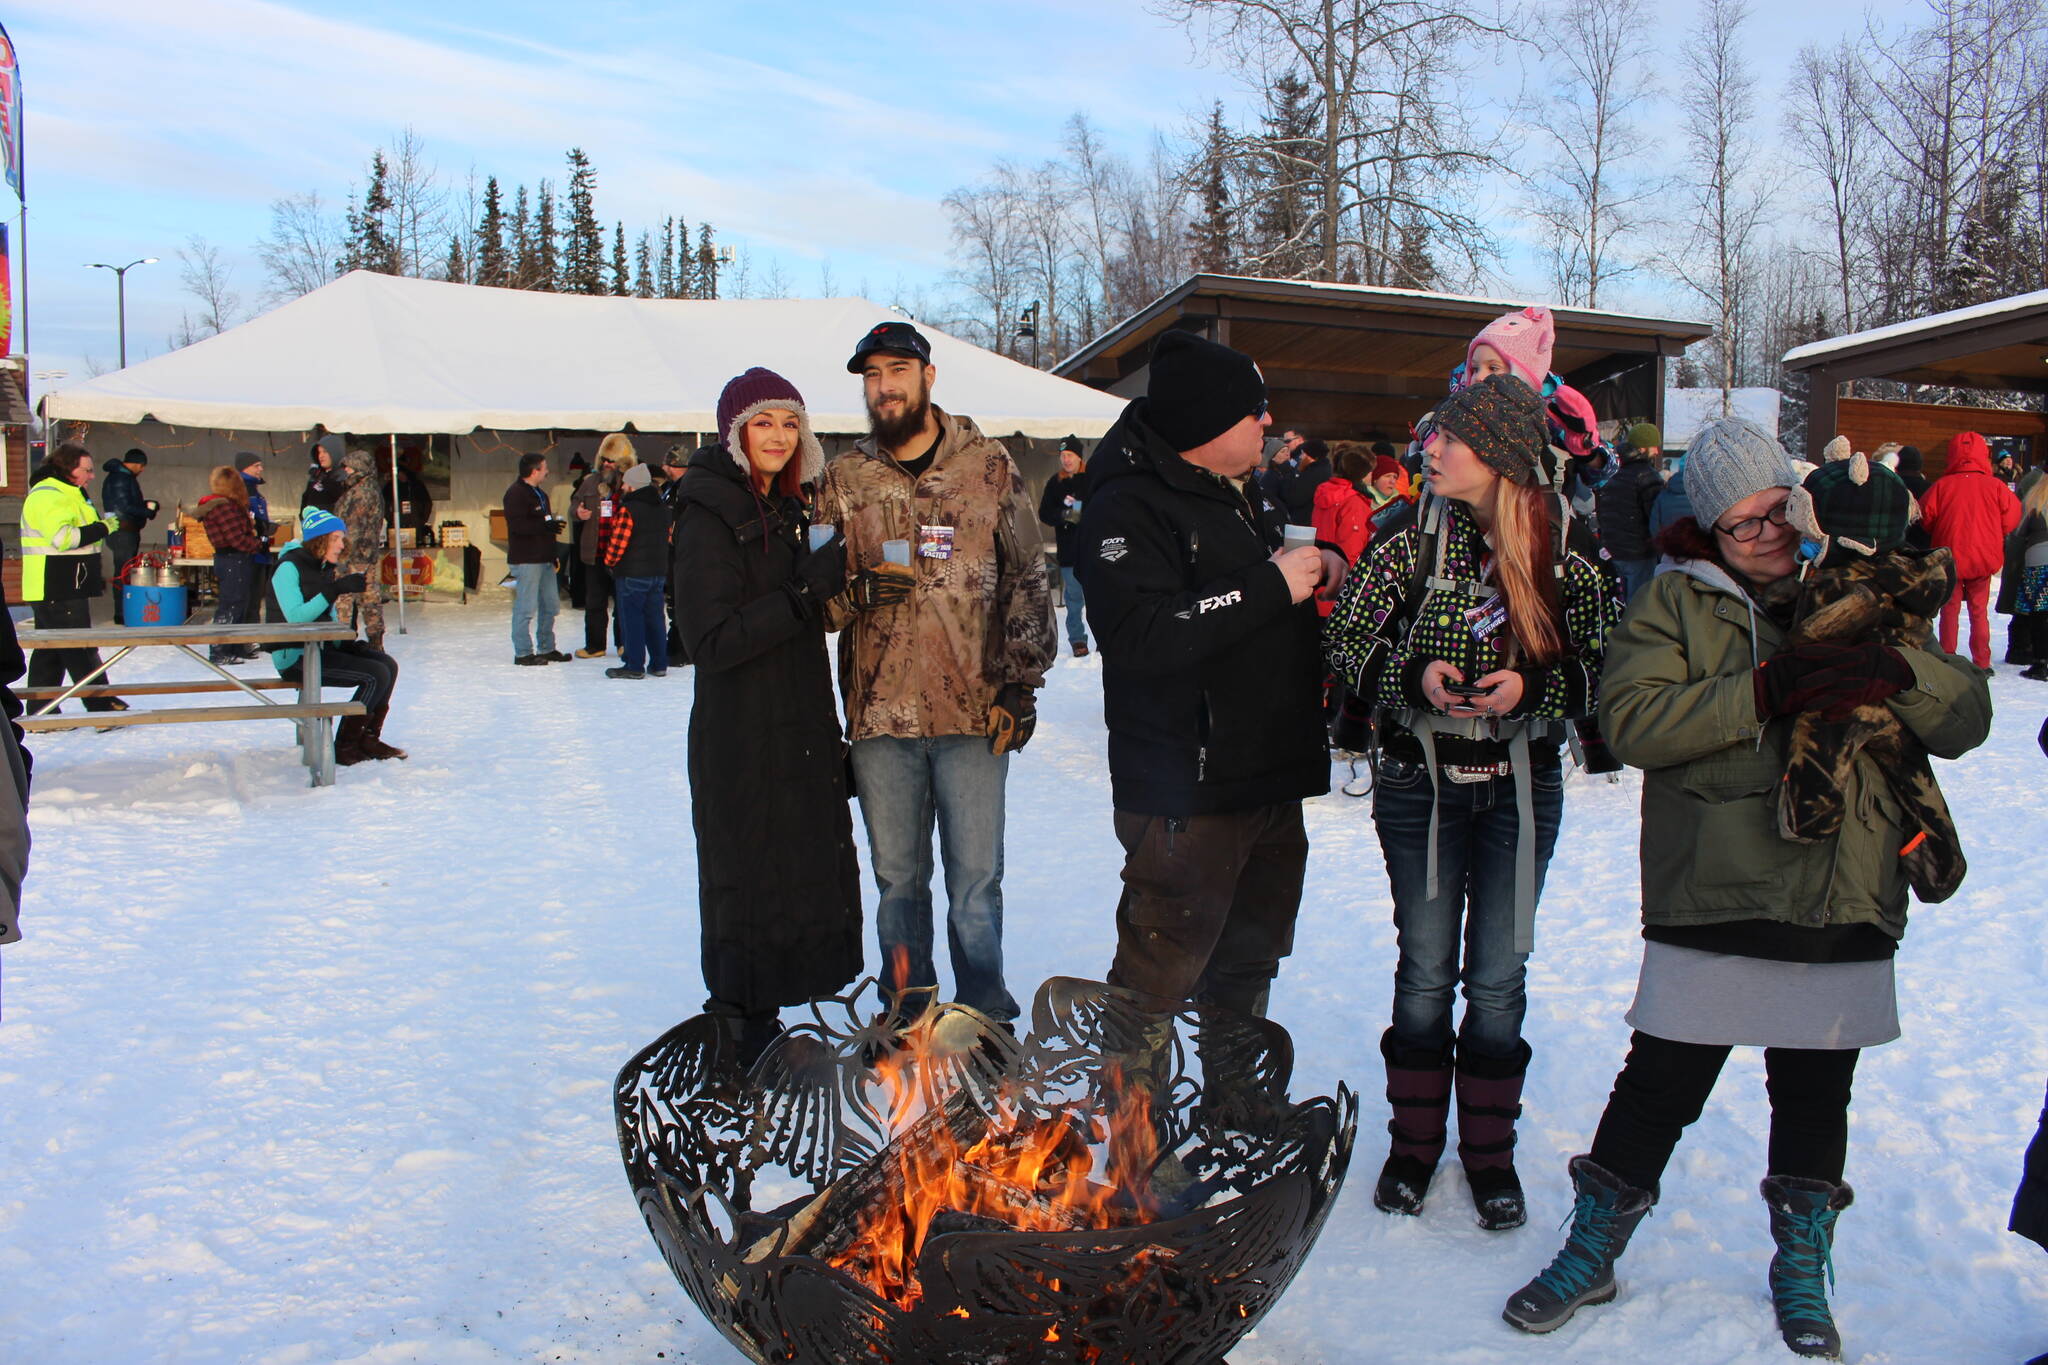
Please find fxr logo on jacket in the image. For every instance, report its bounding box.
[1197,589,1243,614]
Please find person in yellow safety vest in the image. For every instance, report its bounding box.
[21,442,125,716]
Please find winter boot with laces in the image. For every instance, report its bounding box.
[1374,1029,1454,1215]
[1762,1174,1854,1359]
[1456,1038,1531,1230]
[1502,1155,1655,1334]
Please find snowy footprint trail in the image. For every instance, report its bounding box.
[2,605,2044,1363]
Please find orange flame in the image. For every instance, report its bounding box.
[822,1028,1162,1318]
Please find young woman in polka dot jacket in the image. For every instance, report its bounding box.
[1323,369,1623,1234]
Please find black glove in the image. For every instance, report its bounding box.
[793,532,848,602]
[327,572,369,597]
[1574,718,1624,774]
[1329,690,1375,753]
[986,683,1037,755]
[847,562,915,612]
[1754,642,1912,718]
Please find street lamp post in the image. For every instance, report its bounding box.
[87,257,157,368]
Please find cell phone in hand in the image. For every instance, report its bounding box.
[1441,680,1494,698]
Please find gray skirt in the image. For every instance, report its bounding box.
[1625,942,1900,1050]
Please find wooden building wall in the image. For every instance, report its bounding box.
[1834,398,2045,478]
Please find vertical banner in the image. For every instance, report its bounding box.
[0,225,12,358]
[0,24,20,201]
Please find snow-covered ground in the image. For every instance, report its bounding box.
[2,600,2044,1364]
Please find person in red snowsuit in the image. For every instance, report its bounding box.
[1919,431,2022,668]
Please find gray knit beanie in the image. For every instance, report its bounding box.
[1684,418,1797,532]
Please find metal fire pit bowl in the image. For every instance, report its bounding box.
[614,977,1357,1365]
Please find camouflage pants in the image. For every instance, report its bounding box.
[334,572,385,640]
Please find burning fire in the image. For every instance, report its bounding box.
[823,960,1163,1311]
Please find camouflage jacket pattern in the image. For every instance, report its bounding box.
[1779,546,1967,902]
[336,451,390,571]
[818,407,1056,742]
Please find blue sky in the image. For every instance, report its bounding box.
[15,0,1918,393]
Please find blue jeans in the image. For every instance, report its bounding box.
[1615,557,1657,604]
[1372,755,1564,1056]
[850,734,1018,1021]
[1060,565,1087,647]
[509,562,559,658]
[615,575,667,672]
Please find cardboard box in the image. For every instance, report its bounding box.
[439,523,469,549]
[180,516,215,561]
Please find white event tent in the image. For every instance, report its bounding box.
[42,270,1129,439]
[41,274,1130,620]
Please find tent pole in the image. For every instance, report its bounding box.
[390,432,407,634]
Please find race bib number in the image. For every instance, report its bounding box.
[917,524,956,560]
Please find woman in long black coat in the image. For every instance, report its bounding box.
[673,367,862,1064]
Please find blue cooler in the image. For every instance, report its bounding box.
[122,583,188,628]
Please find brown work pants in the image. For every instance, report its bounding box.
[1105,802,1307,1016]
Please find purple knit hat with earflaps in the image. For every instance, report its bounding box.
[716,367,825,485]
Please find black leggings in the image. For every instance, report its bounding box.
[1589,1031,1859,1192]
[281,641,399,714]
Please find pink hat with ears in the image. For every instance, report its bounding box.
[1467,306,1556,391]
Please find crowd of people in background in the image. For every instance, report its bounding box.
[11,302,2048,1363]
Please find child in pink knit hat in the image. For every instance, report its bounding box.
[1461,305,1556,393]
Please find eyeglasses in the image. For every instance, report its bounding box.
[1714,502,1791,542]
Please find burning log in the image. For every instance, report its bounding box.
[740,1091,1000,1264]
[617,977,1360,1365]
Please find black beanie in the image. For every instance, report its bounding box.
[123,448,148,466]
[1432,373,1552,486]
[1146,330,1266,453]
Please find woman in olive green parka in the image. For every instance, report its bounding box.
[1504,419,1992,1360]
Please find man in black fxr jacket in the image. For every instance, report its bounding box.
[1076,330,1333,1019]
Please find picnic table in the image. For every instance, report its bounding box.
[17,621,366,787]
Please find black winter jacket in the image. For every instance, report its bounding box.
[673,442,862,1010]
[1037,469,1091,566]
[610,484,672,580]
[1278,458,1332,526]
[302,463,348,514]
[1594,455,1664,561]
[501,479,560,565]
[99,461,152,528]
[1075,399,1330,817]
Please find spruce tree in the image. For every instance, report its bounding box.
[561,148,605,294]
[535,180,560,291]
[633,231,655,298]
[1252,74,1322,279]
[475,176,508,287]
[443,234,466,284]
[657,218,675,298]
[341,151,400,276]
[510,184,534,288]
[611,222,630,295]
[695,223,717,299]
[674,218,694,298]
[1187,103,1236,274]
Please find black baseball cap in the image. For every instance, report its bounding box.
[847,320,932,374]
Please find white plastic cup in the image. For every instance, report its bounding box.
[808,524,835,551]
[882,539,912,566]
[1283,523,1317,551]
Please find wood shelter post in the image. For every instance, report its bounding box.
[389,433,406,635]
[1805,367,1840,462]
